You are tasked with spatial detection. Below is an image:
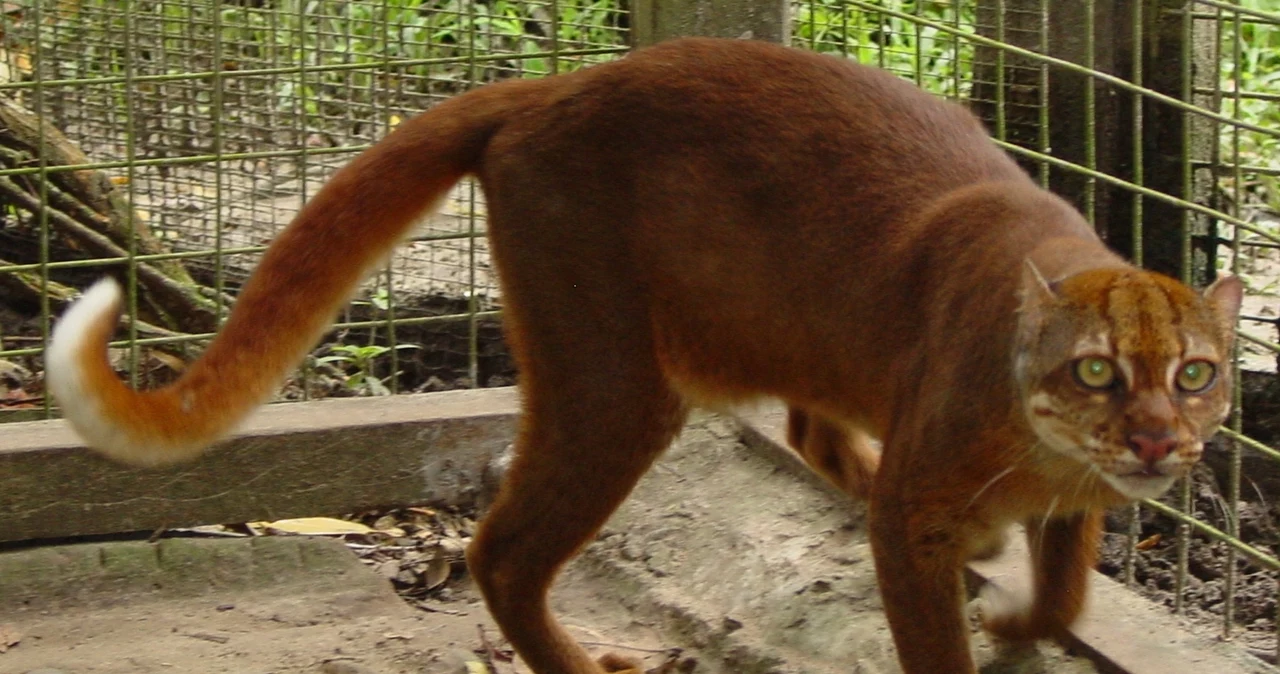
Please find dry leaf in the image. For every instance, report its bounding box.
[423,555,451,591]
[148,349,188,373]
[1135,534,1162,551]
[171,524,247,538]
[255,517,373,536]
[436,538,466,557]
[0,623,21,652]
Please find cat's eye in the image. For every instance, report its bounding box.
[1074,357,1116,390]
[1176,360,1216,393]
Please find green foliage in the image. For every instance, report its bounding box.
[31,0,627,136]
[1222,0,1280,216]
[26,0,1280,216]
[316,343,419,396]
[792,1,975,98]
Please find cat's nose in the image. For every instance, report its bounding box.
[1127,431,1177,466]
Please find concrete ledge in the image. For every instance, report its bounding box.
[734,405,1266,674]
[0,388,520,544]
[0,536,380,610]
[3,387,1268,673]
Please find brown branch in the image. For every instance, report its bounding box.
[0,95,230,333]
[0,256,180,341]
[0,172,221,332]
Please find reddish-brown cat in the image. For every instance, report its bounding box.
[47,39,1242,673]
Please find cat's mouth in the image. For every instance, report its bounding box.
[1106,470,1177,500]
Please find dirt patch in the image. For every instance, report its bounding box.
[0,536,679,674]
[1097,459,1280,660]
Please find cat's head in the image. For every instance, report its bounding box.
[1013,263,1242,501]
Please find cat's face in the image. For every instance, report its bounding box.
[1014,266,1242,501]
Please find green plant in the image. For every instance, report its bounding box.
[792,0,975,98]
[316,343,419,396]
[29,0,629,139]
[1221,0,1280,218]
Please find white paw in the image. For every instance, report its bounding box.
[977,580,1032,627]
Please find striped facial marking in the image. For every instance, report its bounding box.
[1015,268,1236,501]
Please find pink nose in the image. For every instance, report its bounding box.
[1128,432,1177,466]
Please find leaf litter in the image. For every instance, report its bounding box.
[169,505,473,612]
[167,506,693,673]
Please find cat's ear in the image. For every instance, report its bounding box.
[1016,259,1058,340]
[1018,259,1057,311]
[1204,274,1243,344]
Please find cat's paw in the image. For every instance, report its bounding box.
[977,582,1041,643]
[597,652,643,673]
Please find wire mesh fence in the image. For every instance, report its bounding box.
[3,0,1280,665]
[795,0,1280,661]
[0,0,628,406]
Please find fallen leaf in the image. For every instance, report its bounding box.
[436,537,466,557]
[254,517,373,536]
[1135,534,1162,551]
[170,524,247,538]
[423,555,451,591]
[148,349,187,373]
[0,623,21,652]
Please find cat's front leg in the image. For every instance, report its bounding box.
[869,485,977,674]
[982,509,1103,642]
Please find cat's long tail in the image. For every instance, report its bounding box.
[46,78,543,466]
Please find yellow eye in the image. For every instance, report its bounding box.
[1176,360,1216,392]
[1074,357,1116,389]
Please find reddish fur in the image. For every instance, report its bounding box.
[51,39,1242,673]
[62,78,546,452]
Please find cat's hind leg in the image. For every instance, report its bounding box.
[467,194,687,673]
[466,314,686,673]
[786,407,880,500]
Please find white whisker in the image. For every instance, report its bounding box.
[966,443,1041,512]
[1066,463,1100,509]
[1035,495,1061,563]
[966,466,1015,511]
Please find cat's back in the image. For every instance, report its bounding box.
[516,38,1024,204]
